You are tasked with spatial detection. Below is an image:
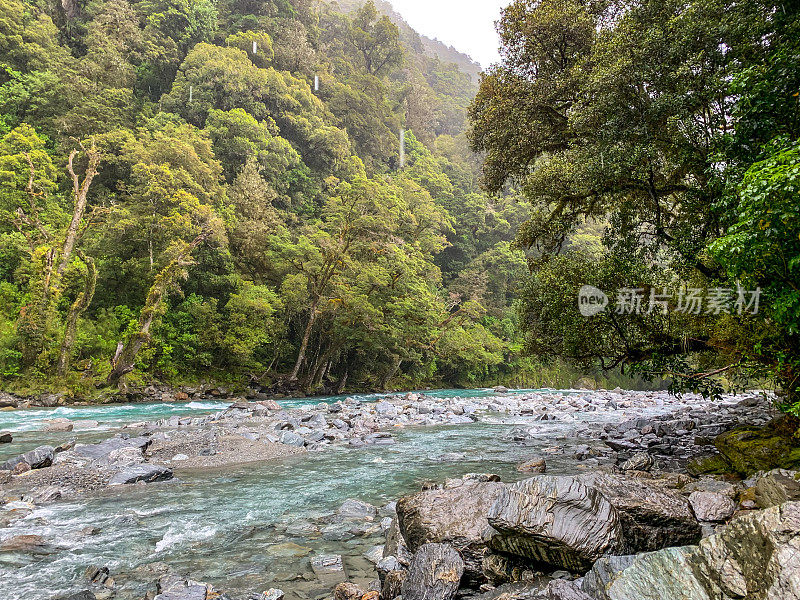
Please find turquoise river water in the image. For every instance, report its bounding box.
[0,389,655,600]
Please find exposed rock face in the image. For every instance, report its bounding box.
[577,473,701,551]
[754,469,800,508]
[585,501,800,600]
[1,445,55,470]
[401,543,464,600]
[108,464,173,485]
[486,476,625,573]
[381,569,406,600]
[311,554,347,585]
[689,491,736,522]
[396,481,503,585]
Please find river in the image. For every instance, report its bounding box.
[0,388,700,600]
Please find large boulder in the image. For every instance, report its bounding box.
[1,445,55,470]
[577,473,701,550]
[754,469,800,508]
[585,501,800,600]
[396,481,504,585]
[485,476,625,573]
[401,543,464,600]
[714,420,800,476]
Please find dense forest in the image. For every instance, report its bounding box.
[1,0,798,409]
[472,0,800,413]
[0,0,538,395]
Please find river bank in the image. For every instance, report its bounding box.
[0,388,792,600]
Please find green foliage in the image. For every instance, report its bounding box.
[470,0,800,406]
[0,0,531,393]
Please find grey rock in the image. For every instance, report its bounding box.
[486,476,625,573]
[396,481,504,585]
[0,432,13,443]
[307,414,327,428]
[73,437,150,463]
[311,554,346,584]
[259,589,284,600]
[338,498,377,519]
[154,575,207,600]
[384,518,412,566]
[375,401,399,417]
[278,431,305,447]
[535,580,592,600]
[588,501,800,599]
[577,472,701,551]
[42,418,74,432]
[304,430,325,443]
[581,555,637,600]
[401,543,464,600]
[688,491,736,522]
[1,445,55,470]
[377,556,401,574]
[108,464,173,485]
[363,545,385,564]
[619,453,654,472]
[23,485,62,504]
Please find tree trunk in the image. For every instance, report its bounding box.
[380,356,402,390]
[106,232,208,386]
[57,253,97,376]
[59,144,101,276]
[290,300,318,381]
[336,367,349,394]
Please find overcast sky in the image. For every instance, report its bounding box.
[386,0,509,68]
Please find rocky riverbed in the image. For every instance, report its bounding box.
[0,387,796,600]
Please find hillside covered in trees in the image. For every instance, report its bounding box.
[0,0,532,394]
